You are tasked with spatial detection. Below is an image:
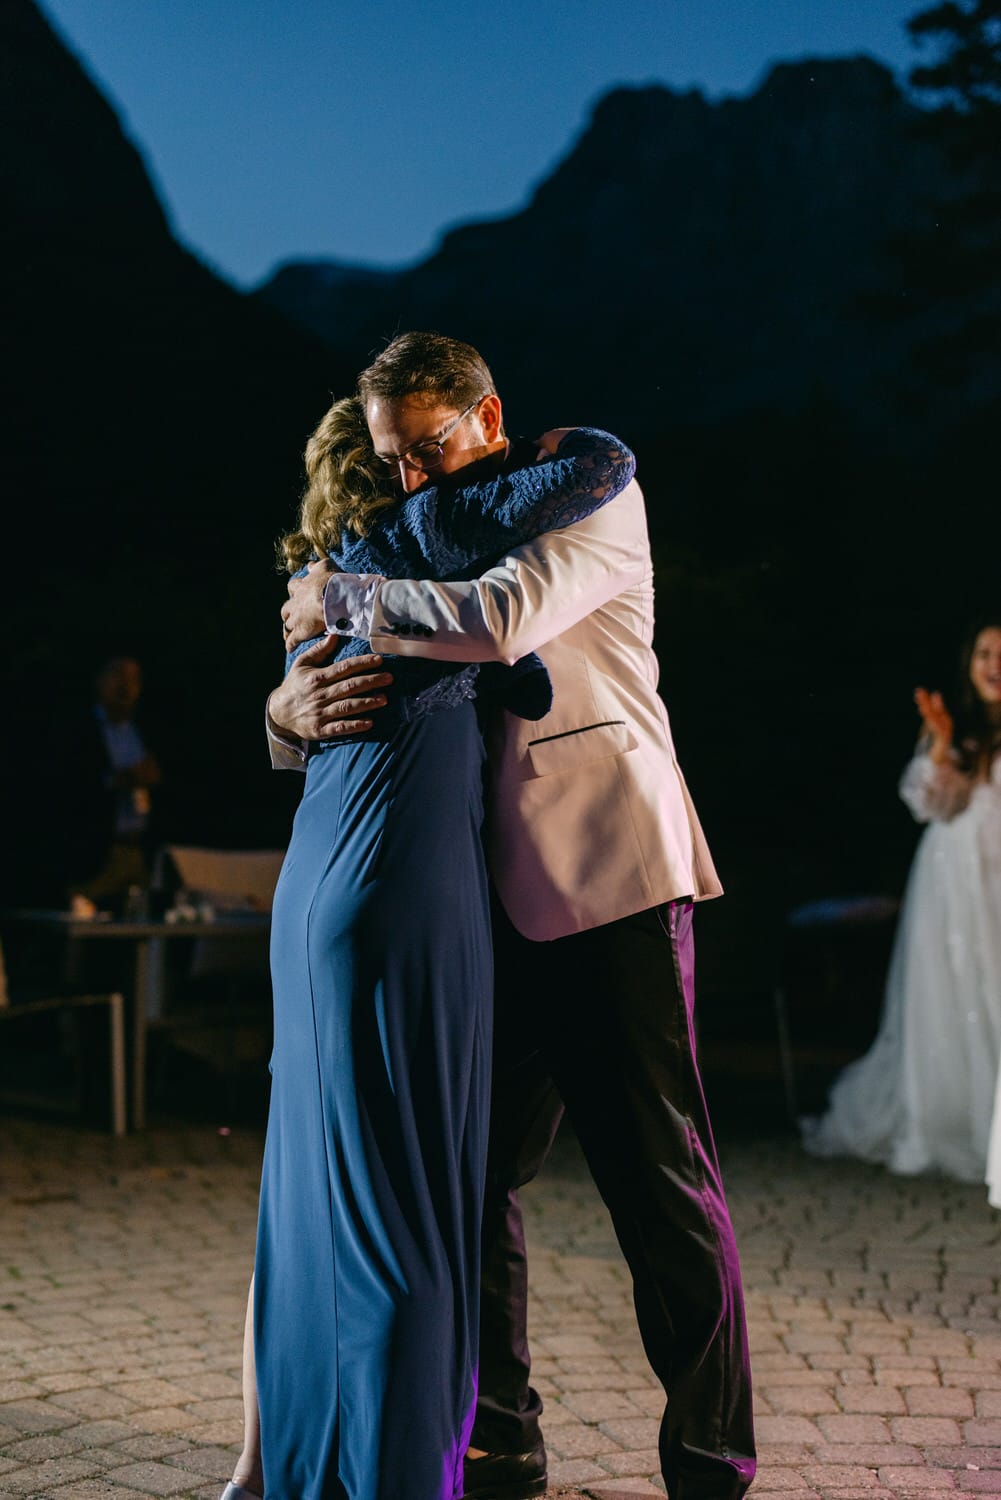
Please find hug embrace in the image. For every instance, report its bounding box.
[221,332,755,1500]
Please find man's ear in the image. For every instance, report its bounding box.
[478,394,504,443]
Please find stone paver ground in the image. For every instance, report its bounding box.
[1,1113,1000,1500]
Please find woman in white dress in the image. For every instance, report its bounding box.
[804,620,1001,1185]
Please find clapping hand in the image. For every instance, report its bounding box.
[914,687,954,765]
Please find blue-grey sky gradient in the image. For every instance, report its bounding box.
[38,0,922,288]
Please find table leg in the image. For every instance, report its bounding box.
[132,938,149,1129]
[131,936,168,1129]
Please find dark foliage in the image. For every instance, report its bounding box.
[885,1,1001,391]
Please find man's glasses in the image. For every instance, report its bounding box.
[376,396,487,473]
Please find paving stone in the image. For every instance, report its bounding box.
[875,1367,942,1387]
[549,1457,610,1484]
[0,1399,76,1434]
[126,1406,205,1435]
[180,1422,241,1446]
[0,1380,39,1402]
[814,1416,892,1444]
[593,1448,662,1478]
[755,1417,827,1445]
[744,1470,821,1493]
[876,1471,959,1492]
[834,1385,907,1416]
[0,1454,101,1490]
[32,1485,153,1500]
[956,1474,1001,1493]
[179,1398,243,1424]
[800,1466,883,1488]
[0,1432,82,1462]
[810,1444,926,1467]
[922,1446,1001,1469]
[159,1445,236,1479]
[49,1390,141,1420]
[559,1392,645,1423]
[555,1371,649,1393]
[583,1483,662,1498]
[112,1435,196,1461]
[100,1460,201,1494]
[943,1370,1001,1390]
[550,1425,625,1459]
[764,1386,841,1416]
[65,1420,143,1447]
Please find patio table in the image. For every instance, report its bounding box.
[3,909,271,1128]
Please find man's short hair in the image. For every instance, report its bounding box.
[357,331,498,412]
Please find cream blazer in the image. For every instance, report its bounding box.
[269,480,721,941]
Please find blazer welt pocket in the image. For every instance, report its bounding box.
[526,720,637,778]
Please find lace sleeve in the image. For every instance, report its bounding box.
[446,427,635,549]
[898,750,973,823]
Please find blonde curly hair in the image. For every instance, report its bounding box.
[279,396,395,572]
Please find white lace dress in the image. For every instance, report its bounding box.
[803,750,1001,1185]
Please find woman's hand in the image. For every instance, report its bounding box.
[282,558,337,649]
[914,687,954,764]
[534,428,576,458]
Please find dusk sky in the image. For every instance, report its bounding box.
[39,0,922,289]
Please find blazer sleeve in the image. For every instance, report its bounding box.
[366,481,648,665]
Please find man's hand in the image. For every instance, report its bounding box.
[282,558,336,650]
[268,637,392,742]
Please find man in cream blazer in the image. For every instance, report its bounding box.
[269,333,754,1500]
[347,477,721,941]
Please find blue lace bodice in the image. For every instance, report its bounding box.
[286,427,635,736]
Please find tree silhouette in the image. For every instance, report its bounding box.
[897,1,1001,391]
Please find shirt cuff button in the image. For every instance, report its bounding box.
[334,617,350,630]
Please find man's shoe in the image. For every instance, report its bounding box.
[462,1442,548,1499]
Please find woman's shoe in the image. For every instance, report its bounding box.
[221,1484,263,1500]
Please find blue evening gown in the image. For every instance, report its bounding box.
[254,430,635,1500]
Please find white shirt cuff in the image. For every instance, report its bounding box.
[322,573,383,637]
[265,698,307,767]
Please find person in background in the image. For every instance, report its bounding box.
[805,618,1001,1186]
[65,655,162,910]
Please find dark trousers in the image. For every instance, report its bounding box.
[471,898,756,1500]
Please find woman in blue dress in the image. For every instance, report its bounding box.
[223,393,635,1500]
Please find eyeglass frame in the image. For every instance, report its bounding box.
[374,394,490,473]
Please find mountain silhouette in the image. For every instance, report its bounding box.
[257,57,951,436]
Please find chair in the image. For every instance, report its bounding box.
[149,847,285,1109]
[688,891,790,1132]
[160,843,284,983]
[0,936,126,1135]
[773,894,900,1121]
[164,846,286,914]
